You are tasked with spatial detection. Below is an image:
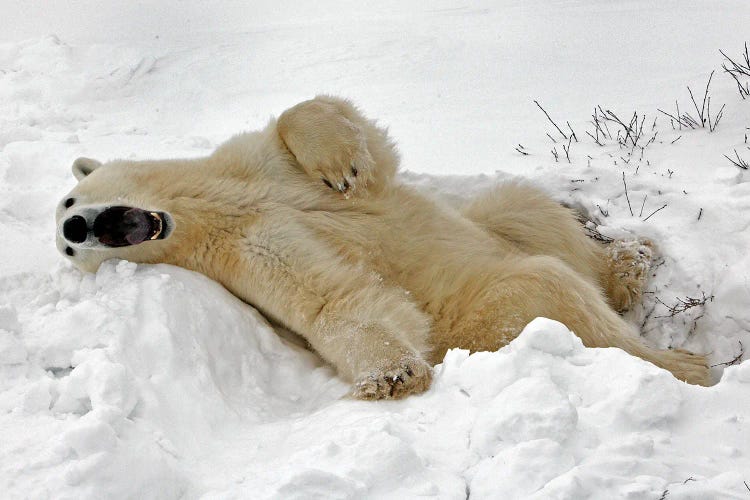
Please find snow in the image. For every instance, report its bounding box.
[2,1,750,498]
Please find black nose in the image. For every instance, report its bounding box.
[63,215,88,243]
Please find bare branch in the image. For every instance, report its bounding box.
[562,136,572,163]
[642,203,667,222]
[586,130,604,146]
[566,121,578,142]
[710,341,744,368]
[639,194,648,217]
[534,100,569,140]
[724,149,749,170]
[655,292,713,318]
[622,172,633,216]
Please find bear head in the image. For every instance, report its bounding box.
[56,157,176,272]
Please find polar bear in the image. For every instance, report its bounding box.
[56,95,709,399]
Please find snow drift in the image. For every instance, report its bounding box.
[3,261,749,498]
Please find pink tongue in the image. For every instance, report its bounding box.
[124,209,151,245]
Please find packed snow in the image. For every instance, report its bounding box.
[1,1,750,498]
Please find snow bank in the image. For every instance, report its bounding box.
[3,265,749,498]
[1,261,345,498]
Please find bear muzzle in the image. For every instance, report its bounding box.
[61,206,170,248]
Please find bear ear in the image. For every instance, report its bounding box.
[72,157,102,180]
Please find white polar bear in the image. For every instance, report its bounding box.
[56,96,709,399]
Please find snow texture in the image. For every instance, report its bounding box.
[2,1,750,498]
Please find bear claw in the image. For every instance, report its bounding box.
[351,357,432,400]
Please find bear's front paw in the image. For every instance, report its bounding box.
[278,98,376,197]
[315,142,374,197]
[351,356,432,400]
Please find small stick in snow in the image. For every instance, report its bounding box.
[639,194,648,217]
[724,149,750,170]
[697,208,703,220]
[662,72,723,132]
[594,107,614,140]
[515,144,529,156]
[709,341,745,368]
[534,100,569,140]
[591,107,611,141]
[586,130,604,146]
[655,292,713,317]
[562,136,572,163]
[622,172,634,216]
[551,147,559,162]
[657,108,692,130]
[566,121,578,142]
[642,203,667,221]
[720,43,750,99]
[723,65,750,98]
[671,135,682,144]
[687,70,714,127]
[720,43,750,76]
[709,103,725,132]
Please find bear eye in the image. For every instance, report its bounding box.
[64,198,75,208]
[65,247,75,256]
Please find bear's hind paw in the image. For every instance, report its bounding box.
[607,237,655,312]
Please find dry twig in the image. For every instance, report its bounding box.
[720,43,750,99]
[534,100,569,140]
[710,341,745,368]
[655,292,713,318]
[724,149,749,170]
[622,172,633,216]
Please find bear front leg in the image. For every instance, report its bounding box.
[233,221,433,399]
[277,95,400,196]
[308,313,433,400]
[277,97,374,195]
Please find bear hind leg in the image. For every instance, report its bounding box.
[436,256,709,386]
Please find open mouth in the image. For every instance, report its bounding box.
[148,212,164,240]
[93,206,167,247]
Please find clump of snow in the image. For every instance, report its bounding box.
[2,1,750,498]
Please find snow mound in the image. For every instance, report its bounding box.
[2,263,749,498]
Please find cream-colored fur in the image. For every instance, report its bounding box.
[56,96,710,399]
